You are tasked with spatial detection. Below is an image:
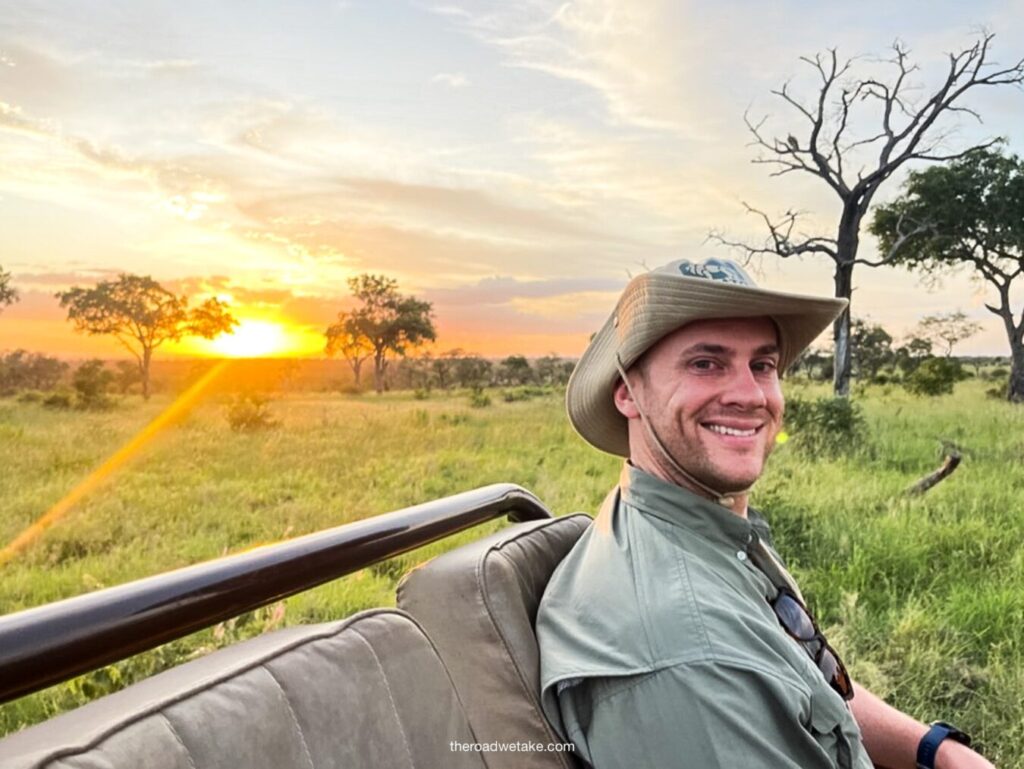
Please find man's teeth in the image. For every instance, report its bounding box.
[705,424,757,437]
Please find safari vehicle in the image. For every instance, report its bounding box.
[0,484,589,769]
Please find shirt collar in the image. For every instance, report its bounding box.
[619,462,758,550]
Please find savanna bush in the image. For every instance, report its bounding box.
[72,359,115,410]
[469,387,491,408]
[784,396,867,457]
[225,392,279,431]
[904,358,969,397]
[42,391,73,410]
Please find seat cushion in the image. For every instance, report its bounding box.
[0,609,486,769]
[397,515,591,769]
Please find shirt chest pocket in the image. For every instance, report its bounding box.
[806,688,856,769]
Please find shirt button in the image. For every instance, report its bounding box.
[736,551,748,562]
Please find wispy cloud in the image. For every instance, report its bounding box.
[431,72,470,88]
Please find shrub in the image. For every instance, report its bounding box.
[904,358,969,397]
[0,350,68,394]
[468,387,491,408]
[16,390,44,404]
[984,366,1009,381]
[72,360,115,410]
[225,392,279,431]
[413,387,430,400]
[338,383,363,395]
[42,391,73,410]
[784,396,866,457]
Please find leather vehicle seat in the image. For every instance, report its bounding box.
[398,514,592,769]
[0,609,485,769]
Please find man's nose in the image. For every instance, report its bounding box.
[721,365,768,409]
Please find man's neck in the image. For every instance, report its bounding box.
[627,455,750,518]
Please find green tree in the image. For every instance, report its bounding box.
[341,275,436,394]
[712,33,1024,397]
[535,354,570,386]
[431,349,464,390]
[915,310,982,357]
[57,274,236,400]
[454,355,492,389]
[498,355,533,386]
[0,265,17,311]
[850,320,893,381]
[325,311,373,388]
[893,337,933,378]
[0,350,67,394]
[871,147,1024,402]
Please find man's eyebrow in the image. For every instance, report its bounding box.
[680,342,780,357]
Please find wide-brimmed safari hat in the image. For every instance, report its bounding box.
[567,258,848,457]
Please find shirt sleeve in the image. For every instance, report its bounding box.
[556,659,853,769]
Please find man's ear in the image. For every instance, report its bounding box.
[613,377,641,419]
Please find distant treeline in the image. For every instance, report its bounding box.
[0,351,579,399]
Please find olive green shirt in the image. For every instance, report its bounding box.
[536,463,872,769]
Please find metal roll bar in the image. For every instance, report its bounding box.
[0,483,552,704]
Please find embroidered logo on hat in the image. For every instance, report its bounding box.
[674,258,755,286]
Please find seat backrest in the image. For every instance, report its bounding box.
[0,609,486,769]
[397,515,591,769]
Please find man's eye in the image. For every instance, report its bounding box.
[692,359,718,371]
[753,360,779,373]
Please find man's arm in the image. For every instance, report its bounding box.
[849,682,993,769]
[557,661,859,769]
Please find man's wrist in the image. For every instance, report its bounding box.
[917,722,972,769]
[934,737,990,769]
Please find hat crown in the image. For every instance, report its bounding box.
[658,258,756,288]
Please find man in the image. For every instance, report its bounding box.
[536,259,992,769]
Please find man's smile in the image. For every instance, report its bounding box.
[700,421,764,439]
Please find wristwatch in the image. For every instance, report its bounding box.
[916,721,972,769]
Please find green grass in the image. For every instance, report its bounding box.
[1,381,1022,766]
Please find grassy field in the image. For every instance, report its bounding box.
[1,381,1022,766]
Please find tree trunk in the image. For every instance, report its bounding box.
[994,291,1024,404]
[351,359,362,387]
[140,348,152,401]
[832,261,854,397]
[373,352,384,394]
[1009,335,1024,403]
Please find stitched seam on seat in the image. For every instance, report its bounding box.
[161,714,199,769]
[350,627,416,769]
[479,537,578,766]
[261,664,316,769]
[21,608,406,766]
[490,515,590,555]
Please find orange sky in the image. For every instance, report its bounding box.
[2,3,1023,360]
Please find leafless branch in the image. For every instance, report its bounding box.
[905,443,962,496]
[707,205,839,262]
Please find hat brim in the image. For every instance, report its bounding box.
[566,272,848,456]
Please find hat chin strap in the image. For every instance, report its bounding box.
[614,356,751,509]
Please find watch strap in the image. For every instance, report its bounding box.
[916,722,971,769]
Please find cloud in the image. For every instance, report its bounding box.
[431,72,471,88]
[423,274,623,305]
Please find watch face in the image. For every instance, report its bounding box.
[931,721,972,746]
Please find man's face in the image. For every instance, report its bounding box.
[624,316,784,493]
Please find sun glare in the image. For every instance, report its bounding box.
[210,320,289,358]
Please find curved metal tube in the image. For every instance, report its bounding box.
[0,483,552,704]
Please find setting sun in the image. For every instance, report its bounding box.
[209,320,289,358]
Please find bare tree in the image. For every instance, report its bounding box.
[711,33,1024,396]
[915,310,982,357]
